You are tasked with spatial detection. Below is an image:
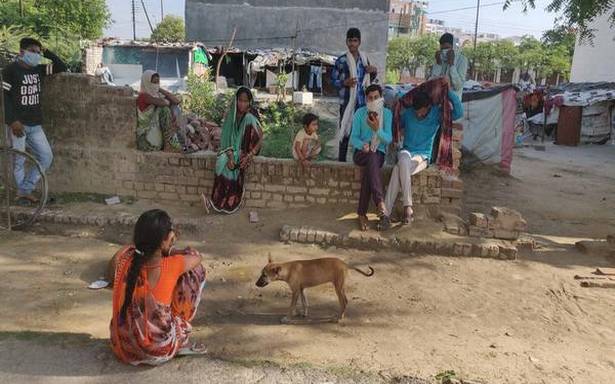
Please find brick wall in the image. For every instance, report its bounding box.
[42,74,463,214]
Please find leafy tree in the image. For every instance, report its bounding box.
[387,37,413,80]
[542,24,576,56]
[151,15,185,43]
[0,0,110,70]
[0,0,111,40]
[504,0,615,42]
[387,34,438,80]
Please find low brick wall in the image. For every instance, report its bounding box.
[41,74,463,213]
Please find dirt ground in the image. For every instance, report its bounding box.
[1,142,614,384]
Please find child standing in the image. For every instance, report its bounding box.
[293,113,322,166]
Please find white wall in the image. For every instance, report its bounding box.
[570,11,615,82]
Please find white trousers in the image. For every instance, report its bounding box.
[384,150,428,216]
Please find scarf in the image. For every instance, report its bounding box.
[140,70,162,97]
[367,97,384,152]
[337,51,370,142]
[393,77,454,172]
[216,86,258,180]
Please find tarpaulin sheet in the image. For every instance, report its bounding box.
[461,87,517,173]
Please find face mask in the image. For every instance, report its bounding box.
[367,97,384,113]
[151,83,160,93]
[22,51,41,67]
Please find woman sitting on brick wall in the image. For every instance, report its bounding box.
[207,87,263,214]
[136,70,183,152]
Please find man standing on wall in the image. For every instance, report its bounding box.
[2,37,67,204]
[331,28,378,162]
[429,33,468,99]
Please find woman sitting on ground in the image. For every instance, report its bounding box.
[110,209,207,365]
[208,87,263,214]
[136,70,183,152]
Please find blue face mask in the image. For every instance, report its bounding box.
[22,51,42,67]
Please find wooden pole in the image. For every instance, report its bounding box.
[140,0,155,34]
[132,0,137,41]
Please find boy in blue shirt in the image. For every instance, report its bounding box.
[351,84,392,231]
[384,87,463,224]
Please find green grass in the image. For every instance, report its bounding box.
[259,103,337,160]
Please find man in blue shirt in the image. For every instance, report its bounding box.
[331,28,378,162]
[351,84,392,231]
[384,87,463,224]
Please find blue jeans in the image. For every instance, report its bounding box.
[9,124,53,195]
[309,65,322,90]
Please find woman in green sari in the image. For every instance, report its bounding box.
[209,87,263,214]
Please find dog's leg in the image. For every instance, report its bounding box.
[300,289,309,317]
[282,289,301,323]
[334,279,348,320]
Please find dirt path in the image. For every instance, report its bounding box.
[1,144,615,384]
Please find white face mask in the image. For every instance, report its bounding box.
[367,97,383,113]
[22,51,42,67]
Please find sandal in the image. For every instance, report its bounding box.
[201,193,211,214]
[402,214,414,226]
[16,194,39,205]
[177,341,207,356]
[377,213,391,231]
[357,215,368,231]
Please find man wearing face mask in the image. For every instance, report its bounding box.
[350,84,392,231]
[2,37,66,204]
[429,33,467,100]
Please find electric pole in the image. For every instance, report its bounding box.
[140,0,155,33]
[132,0,137,41]
[473,0,480,50]
[161,0,164,20]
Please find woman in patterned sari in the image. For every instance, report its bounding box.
[136,70,182,152]
[110,209,206,365]
[209,87,262,214]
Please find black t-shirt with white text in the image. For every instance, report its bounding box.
[2,50,67,126]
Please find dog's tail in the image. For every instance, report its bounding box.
[352,266,374,277]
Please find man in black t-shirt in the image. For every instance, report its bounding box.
[2,37,66,203]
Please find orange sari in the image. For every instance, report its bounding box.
[110,246,206,365]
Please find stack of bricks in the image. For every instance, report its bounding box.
[468,207,528,240]
[41,73,463,213]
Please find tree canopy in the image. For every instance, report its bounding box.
[0,0,111,70]
[387,34,439,80]
[504,0,615,42]
[151,15,185,43]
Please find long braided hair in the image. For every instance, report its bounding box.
[119,209,173,320]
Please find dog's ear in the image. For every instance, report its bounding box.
[272,266,281,275]
[267,253,272,264]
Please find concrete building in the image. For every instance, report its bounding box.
[185,0,390,79]
[570,11,615,82]
[389,0,429,38]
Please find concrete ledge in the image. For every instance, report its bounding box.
[280,225,518,260]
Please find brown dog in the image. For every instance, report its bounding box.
[255,256,374,322]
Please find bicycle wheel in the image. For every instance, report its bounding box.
[0,147,48,230]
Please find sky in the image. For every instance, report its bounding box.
[105,0,559,40]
